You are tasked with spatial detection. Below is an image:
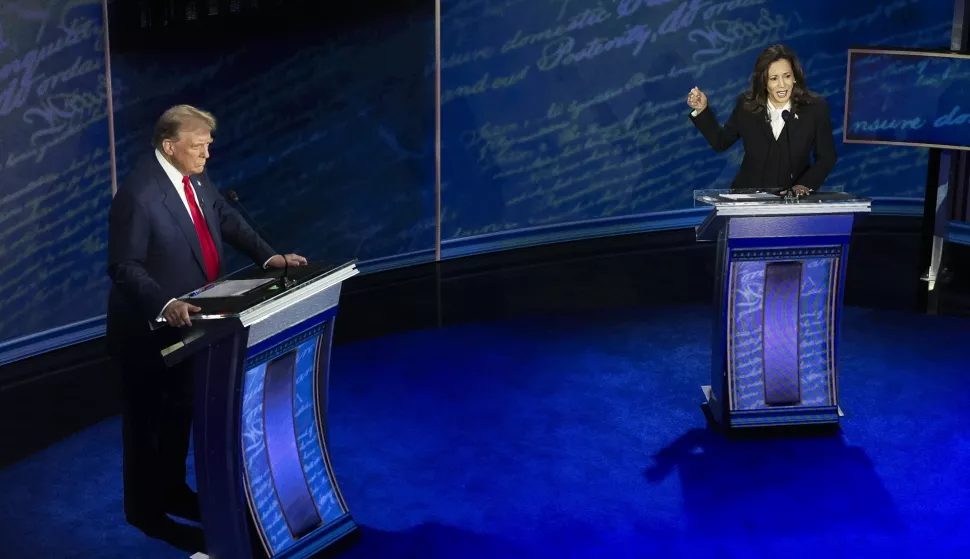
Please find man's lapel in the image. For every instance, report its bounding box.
[153,162,208,276]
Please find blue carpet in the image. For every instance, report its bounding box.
[1,305,968,558]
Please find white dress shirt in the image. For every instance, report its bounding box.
[766,100,791,140]
[155,149,206,221]
[155,150,206,319]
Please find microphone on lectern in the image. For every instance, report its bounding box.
[225,189,295,289]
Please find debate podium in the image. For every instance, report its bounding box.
[694,190,871,429]
[158,260,360,559]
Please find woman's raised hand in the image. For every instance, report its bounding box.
[687,87,708,113]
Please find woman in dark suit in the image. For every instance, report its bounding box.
[687,44,837,195]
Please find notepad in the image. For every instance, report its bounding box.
[187,278,275,299]
[720,192,778,200]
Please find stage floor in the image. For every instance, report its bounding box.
[1,305,968,558]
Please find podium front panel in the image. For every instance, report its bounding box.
[725,250,841,421]
[239,309,353,558]
[698,200,866,428]
[181,264,361,559]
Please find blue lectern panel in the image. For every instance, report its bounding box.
[762,262,802,406]
[728,215,857,240]
[264,350,321,538]
[801,258,838,405]
[241,326,349,557]
[293,341,345,524]
[728,255,837,411]
[242,361,291,552]
[844,48,970,150]
[729,260,767,409]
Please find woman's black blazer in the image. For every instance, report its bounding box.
[689,93,838,191]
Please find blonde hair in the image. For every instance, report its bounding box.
[152,104,217,149]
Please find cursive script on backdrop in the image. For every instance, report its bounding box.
[438,0,951,240]
[108,4,438,272]
[0,0,112,344]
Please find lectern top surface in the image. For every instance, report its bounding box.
[693,188,868,207]
[151,260,356,330]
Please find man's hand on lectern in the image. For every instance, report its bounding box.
[164,300,201,327]
[267,254,308,268]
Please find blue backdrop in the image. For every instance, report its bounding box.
[108,11,438,275]
[0,0,958,359]
[439,0,953,253]
[0,0,111,347]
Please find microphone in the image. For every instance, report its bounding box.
[781,110,798,198]
[224,189,295,289]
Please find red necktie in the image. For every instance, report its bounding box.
[182,176,220,281]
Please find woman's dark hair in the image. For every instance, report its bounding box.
[742,44,818,113]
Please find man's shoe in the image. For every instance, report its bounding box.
[128,515,206,554]
[165,486,201,523]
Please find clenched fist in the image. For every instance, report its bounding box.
[687,87,708,113]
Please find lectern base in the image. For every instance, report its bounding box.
[188,516,359,559]
[701,385,844,429]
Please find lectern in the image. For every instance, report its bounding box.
[158,261,360,559]
[694,190,871,428]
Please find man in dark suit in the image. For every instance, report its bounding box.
[686,45,838,194]
[106,104,307,548]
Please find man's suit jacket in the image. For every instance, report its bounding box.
[689,93,838,191]
[106,153,275,356]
